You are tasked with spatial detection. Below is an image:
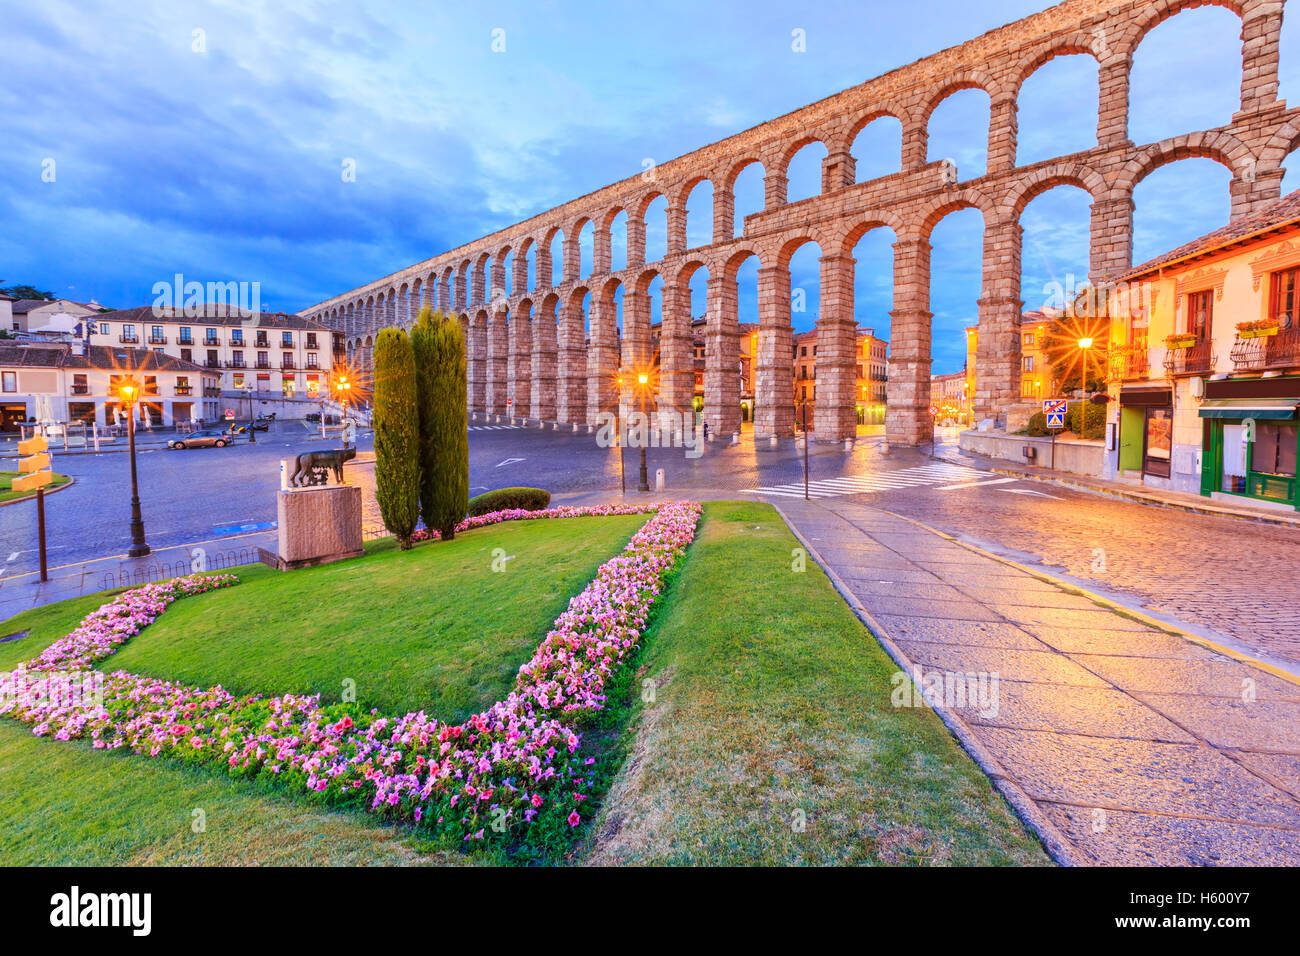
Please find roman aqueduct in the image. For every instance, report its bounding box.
[302,0,1300,445]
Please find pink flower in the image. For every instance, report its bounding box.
[567,811,581,827]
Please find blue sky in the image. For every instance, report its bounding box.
[4,0,1297,374]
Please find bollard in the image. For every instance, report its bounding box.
[880,441,891,455]
[844,437,854,452]
[769,435,778,448]
[572,423,579,433]
[655,468,665,491]
[731,432,739,446]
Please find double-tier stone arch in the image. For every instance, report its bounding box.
[304,0,1297,445]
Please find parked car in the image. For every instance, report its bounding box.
[168,430,231,449]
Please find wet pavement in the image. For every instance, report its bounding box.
[777,498,1300,866]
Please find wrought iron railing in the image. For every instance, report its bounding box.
[1163,339,1215,376]
[1230,327,1300,372]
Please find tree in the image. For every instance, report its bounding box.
[1041,311,1109,395]
[0,283,53,300]
[412,308,469,540]
[371,328,421,549]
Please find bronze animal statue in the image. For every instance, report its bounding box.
[291,445,357,487]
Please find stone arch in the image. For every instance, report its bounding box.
[1112,131,1254,196]
[834,108,906,156]
[1011,33,1103,98]
[1115,0,1246,63]
[834,212,908,258]
[915,188,994,243]
[1005,162,1108,218]
[919,69,1001,128]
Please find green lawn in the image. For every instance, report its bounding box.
[105,514,647,720]
[0,471,71,503]
[576,501,1050,866]
[0,722,468,866]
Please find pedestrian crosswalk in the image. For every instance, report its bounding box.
[741,462,984,499]
[468,425,524,432]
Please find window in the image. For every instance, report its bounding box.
[204,327,218,344]
[144,375,158,395]
[1023,356,1035,372]
[856,364,864,379]
[121,326,137,342]
[72,373,88,395]
[306,333,318,350]
[800,346,807,357]
[257,351,269,368]
[100,323,111,335]
[2,371,15,392]
[1021,380,1035,397]
[150,325,163,340]
[282,331,293,347]
[1252,422,1298,478]
[232,329,243,344]
[1023,333,1035,346]
[1270,268,1300,329]
[180,348,192,363]
[1187,289,1213,339]
[179,327,192,344]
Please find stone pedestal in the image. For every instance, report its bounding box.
[270,485,363,570]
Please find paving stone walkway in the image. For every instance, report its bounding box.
[777,497,1300,866]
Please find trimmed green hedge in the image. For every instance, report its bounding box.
[467,487,551,517]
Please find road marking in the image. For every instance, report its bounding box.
[6,553,17,563]
[999,488,1065,500]
[936,477,1019,491]
[470,425,523,432]
[742,462,981,499]
[213,519,278,536]
[495,457,525,467]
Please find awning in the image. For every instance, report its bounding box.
[1198,399,1300,420]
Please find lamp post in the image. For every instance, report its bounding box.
[117,380,150,558]
[245,379,257,443]
[335,375,352,447]
[636,372,650,493]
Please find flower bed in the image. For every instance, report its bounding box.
[1,501,702,845]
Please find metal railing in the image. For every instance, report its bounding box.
[1163,339,1215,376]
[1230,327,1300,372]
[1109,343,1150,380]
[99,546,262,591]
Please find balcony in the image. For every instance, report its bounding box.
[230,337,246,348]
[174,385,193,396]
[71,384,89,395]
[306,338,319,350]
[1230,327,1300,372]
[255,360,272,370]
[204,387,221,398]
[119,334,139,345]
[177,338,193,348]
[306,358,320,370]
[225,358,246,368]
[148,335,167,345]
[1163,338,1215,377]
[1109,343,1150,381]
[255,337,269,349]
[281,359,296,370]
[204,359,221,369]
[203,337,219,347]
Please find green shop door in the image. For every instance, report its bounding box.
[1118,405,1144,472]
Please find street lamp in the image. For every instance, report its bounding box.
[116,379,150,558]
[245,378,257,443]
[636,372,650,493]
[335,375,353,447]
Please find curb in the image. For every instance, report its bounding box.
[771,502,1084,867]
[0,475,76,508]
[874,506,1300,690]
[937,451,1300,529]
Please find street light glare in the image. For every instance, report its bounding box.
[1077,337,1094,349]
[638,373,648,385]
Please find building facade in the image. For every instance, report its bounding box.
[792,326,889,429]
[0,343,221,432]
[82,306,344,405]
[1108,189,1300,511]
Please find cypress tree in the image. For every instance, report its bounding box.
[371,327,421,549]
[413,308,469,540]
